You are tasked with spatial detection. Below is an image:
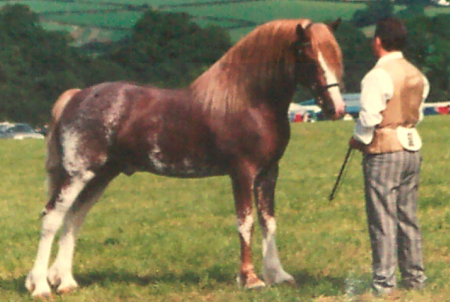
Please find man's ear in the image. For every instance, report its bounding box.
[373,36,382,48]
[327,18,342,32]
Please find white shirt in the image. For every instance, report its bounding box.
[353,52,430,146]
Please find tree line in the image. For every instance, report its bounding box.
[345,0,450,103]
[0,5,232,126]
[0,3,449,126]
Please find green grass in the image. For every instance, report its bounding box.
[0,2,117,13]
[166,1,364,24]
[1,115,450,301]
[47,11,143,28]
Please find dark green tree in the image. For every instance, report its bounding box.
[108,9,232,87]
[0,5,231,125]
[351,0,394,27]
[334,21,375,93]
[0,4,130,125]
[397,0,429,5]
[405,14,450,102]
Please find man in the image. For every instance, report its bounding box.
[349,17,429,295]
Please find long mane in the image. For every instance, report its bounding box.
[190,19,312,116]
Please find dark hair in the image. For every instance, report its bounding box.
[374,17,407,51]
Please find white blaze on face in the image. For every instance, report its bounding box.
[318,51,345,118]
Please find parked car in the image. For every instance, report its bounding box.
[1,123,45,140]
[432,0,450,6]
[0,122,15,138]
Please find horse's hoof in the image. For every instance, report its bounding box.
[281,278,296,288]
[237,273,266,289]
[57,285,78,294]
[245,278,266,289]
[26,272,54,300]
[263,267,295,286]
[33,292,53,300]
[25,275,35,293]
[57,279,79,294]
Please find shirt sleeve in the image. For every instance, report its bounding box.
[353,69,393,144]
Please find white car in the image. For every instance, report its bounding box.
[2,123,45,140]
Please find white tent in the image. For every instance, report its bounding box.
[288,102,306,114]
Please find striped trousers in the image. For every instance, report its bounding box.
[363,150,426,294]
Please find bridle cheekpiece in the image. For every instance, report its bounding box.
[300,22,340,107]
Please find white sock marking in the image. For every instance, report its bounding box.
[238,213,254,245]
[261,215,294,284]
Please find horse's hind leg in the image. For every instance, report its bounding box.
[47,174,114,294]
[231,165,266,289]
[254,164,294,285]
[25,171,95,298]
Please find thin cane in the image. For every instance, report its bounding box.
[328,146,354,201]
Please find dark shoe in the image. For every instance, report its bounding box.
[401,275,426,290]
[372,284,396,297]
[403,281,425,290]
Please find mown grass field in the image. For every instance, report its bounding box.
[1,115,450,301]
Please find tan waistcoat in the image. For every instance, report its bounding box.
[364,58,424,154]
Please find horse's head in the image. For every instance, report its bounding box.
[293,20,346,120]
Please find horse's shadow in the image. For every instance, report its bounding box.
[77,269,350,293]
[6,269,366,297]
[76,267,233,288]
[1,275,29,294]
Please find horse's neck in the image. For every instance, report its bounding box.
[248,68,298,113]
[190,55,298,118]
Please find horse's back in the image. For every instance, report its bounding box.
[56,82,227,177]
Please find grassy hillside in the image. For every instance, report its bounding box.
[167,1,365,41]
[0,0,367,44]
[2,0,449,44]
[0,115,450,301]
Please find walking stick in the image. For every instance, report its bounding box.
[328,146,354,201]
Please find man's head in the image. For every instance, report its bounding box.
[372,17,407,57]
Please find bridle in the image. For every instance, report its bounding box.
[299,22,340,108]
[309,82,340,108]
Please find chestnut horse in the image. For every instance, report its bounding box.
[26,18,345,298]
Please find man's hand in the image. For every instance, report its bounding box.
[349,137,365,151]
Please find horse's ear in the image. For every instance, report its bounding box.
[296,24,307,42]
[327,18,342,32]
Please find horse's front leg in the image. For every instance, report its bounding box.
[231,167,266,289]
[255,164,294,285]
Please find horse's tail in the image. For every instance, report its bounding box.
[46,88,81,198]
[50,88,81,126]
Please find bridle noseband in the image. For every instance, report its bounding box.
[310,83,340,107]
[300,22,340,107]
